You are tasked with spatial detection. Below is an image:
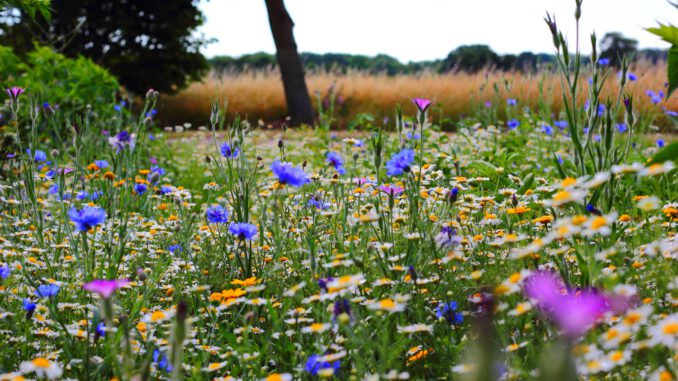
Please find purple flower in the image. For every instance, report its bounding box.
[206,205,229,224]
[378,184,404,196]
[5,86,24,99]
[507,119,519,130]
[220,142,239,159]
[68,206,107,232]
[524,271,612,339]
[228,222,257,240]
[385,148,415,176]
[108,130,135,152]
[412,97,432,113]
[308,196,330,210]
[82,279,129,299]
[326,151,346,175]
[271,160,308,187]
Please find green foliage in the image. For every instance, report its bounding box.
[0,0,208,95]
[669,47,678,99]
[649,139,678,164]
[647,4,678,99]
[0,0,50,20]
[0,45,118,109]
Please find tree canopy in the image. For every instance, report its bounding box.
[0,0,210,94]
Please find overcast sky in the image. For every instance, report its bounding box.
[199,0,675,62]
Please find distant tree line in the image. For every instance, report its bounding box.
[211,35,667,75]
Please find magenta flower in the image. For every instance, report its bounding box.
[524,271,611,339]
[412,97,432,113]
[5,87,25,99]
[83,279,129,299]
[378,184,404,196]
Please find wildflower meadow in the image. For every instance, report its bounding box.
[0,1,677,381]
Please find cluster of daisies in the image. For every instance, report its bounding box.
[0,94,675,380]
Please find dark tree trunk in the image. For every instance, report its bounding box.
[264,0,314,125]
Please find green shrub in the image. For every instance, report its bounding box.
[0,45,119,110]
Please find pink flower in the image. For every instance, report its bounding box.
[83,279,129,299]
[412,97,432,113]
[524,271,612,339]
[5,87,25,99]
[378,184,404,196]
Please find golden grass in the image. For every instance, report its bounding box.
[158,63,678,128]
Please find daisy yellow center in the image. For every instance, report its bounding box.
[509,273,521,283]
[662,322,678,335]
[624,313,641,325]
[309,323,325,332]
[591,216,607,230]
[380,299,396,309]
[561,177,577,187]
[150,311,166,322]
[553,191,571,202]
[32,358,51,368]
[609,351,623,362]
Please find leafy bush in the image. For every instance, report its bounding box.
[0,45,119,110]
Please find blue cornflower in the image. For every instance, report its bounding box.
[657,139,665,148]
[153,349,173,373]
[160,185,174,195]
[271,160,308,187]
[554,120,568,130]
[229,222,257,240]
[68,206,107,232]
[627,72,637,82]
[23,299,36,313]
[76,191,89,200]
[597,104,606,116]
[308,196,330,210]
[326,151,346,175]
[541,124,554,136]
[507,119,519,130]
[36,284,60,298]
[220,142,239,159]
[598,58,610,66]
[385,148,415,176]
[95,160,109,169]
[206,205,229,224]
[506,98,517,106]
[27,149,47,162]
[0,264,9,279]
[45,170,56,180]
[304,354,341,376]
[134,183,148,195]
[616,123,628,133]
[95,322,106,337]
[405,132,421,140]
[168,244,183,254]
[437,301,463,324]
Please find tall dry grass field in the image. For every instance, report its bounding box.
[158,62,678,128]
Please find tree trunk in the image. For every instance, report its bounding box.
[264,0,314,125]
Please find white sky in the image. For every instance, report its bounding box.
[199,0,675,62]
